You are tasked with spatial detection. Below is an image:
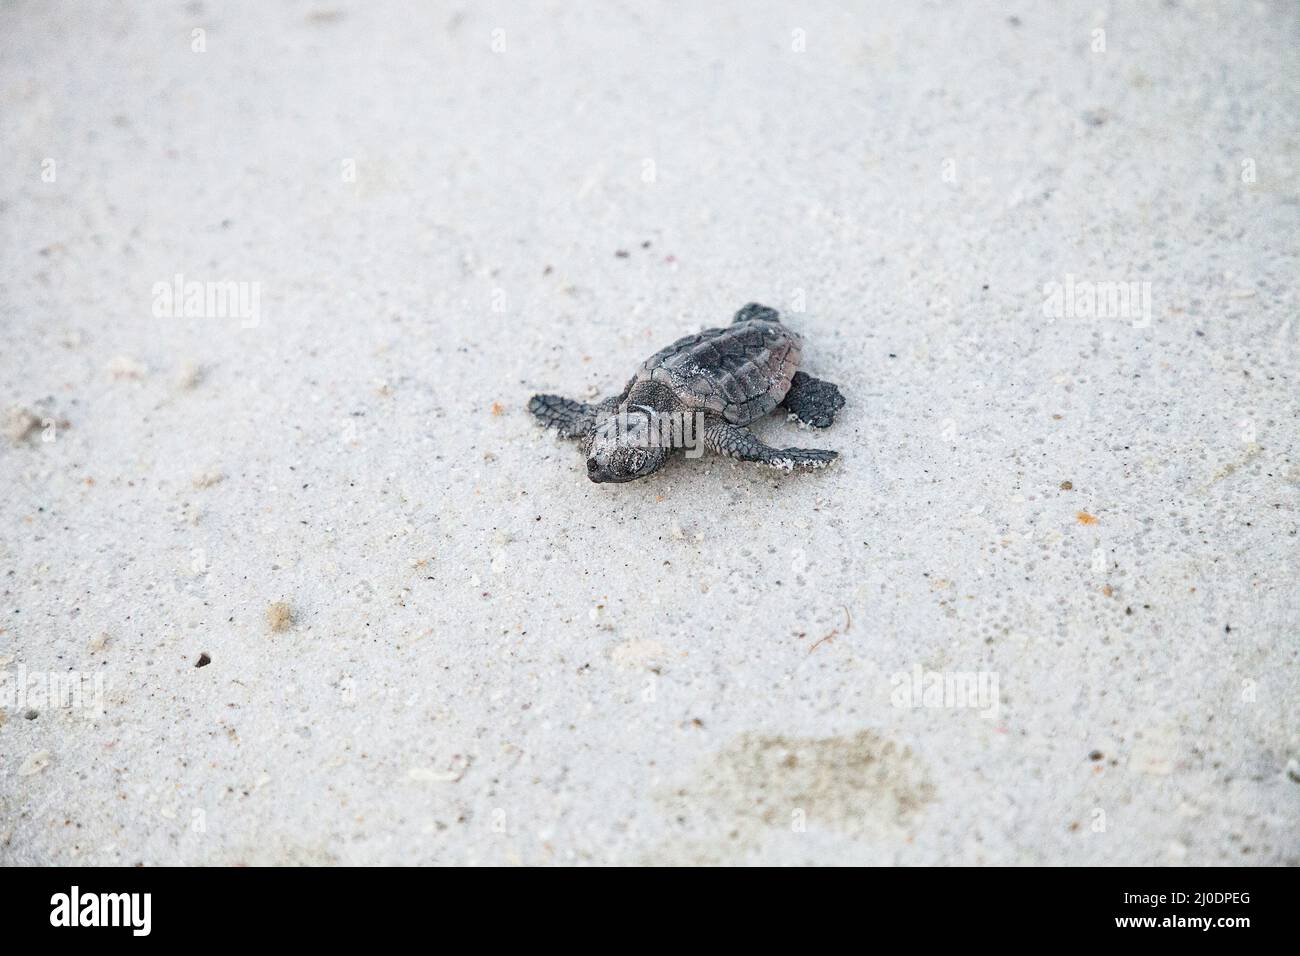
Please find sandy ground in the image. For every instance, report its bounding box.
[1,1,1297,866]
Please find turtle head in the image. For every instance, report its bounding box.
[586,405,668,483]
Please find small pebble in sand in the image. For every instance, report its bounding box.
[1060,480,1073,491]
[176,360,204,390]
[408,767,461,783]
[609,637,666,670]
[18,750,52,776]
[88,632,109,654]
[106,355,147,380]
[266,601,294,633]
[192,470,225,489]
[195,652,211,668]
[4,405,41,443]
[408,754,471,783]
[1076,511,1097,525]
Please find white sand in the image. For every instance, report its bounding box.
[1,1,1296,865]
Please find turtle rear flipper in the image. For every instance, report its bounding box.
[705,420,837,471]
[782,371,845,428]
[733,302,781,324]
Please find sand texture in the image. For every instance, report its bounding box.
[1,1,1297,865]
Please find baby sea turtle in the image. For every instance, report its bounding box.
[529,303,845,482]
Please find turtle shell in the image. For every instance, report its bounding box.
[633,317,802,424]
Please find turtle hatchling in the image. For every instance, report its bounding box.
[529,303,846,483]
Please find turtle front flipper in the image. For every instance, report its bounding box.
[704,420,837,471]
[528,394,603,439]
